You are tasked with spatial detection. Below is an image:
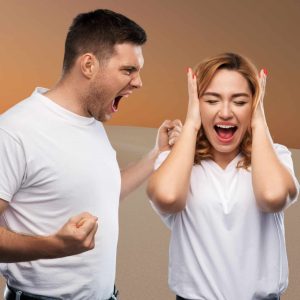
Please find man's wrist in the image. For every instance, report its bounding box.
[149,146,161,160]
[42,235,65,259]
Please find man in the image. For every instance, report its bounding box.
[0,9,181,300]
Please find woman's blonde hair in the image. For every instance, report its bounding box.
[193,52,260,169]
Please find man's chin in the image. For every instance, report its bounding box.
[99,113,112,122]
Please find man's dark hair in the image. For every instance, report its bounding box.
[63,9,147,73]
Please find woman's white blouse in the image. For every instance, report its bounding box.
[151,144,299,300]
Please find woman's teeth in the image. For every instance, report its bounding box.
[214,125,237,139]
[215,124,236,129]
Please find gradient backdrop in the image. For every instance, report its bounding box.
[0,1,299,299]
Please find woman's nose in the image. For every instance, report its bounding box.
[218,103,233,119]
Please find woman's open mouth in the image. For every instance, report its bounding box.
[214,124,238,142]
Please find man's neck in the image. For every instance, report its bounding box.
[43,77,88,117]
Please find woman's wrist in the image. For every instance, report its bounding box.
[184,119,201,133]
[251,113,267,131]
[251,119,273,144]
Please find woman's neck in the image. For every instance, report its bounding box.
[212,149,240,169]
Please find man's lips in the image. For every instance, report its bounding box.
[111,92,132,112]
[112,96,122,112]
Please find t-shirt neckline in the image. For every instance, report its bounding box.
[206,153,243,173]
[33,87,96,126]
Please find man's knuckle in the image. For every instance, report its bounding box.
[75,232,86,242]
[83,241,91,249]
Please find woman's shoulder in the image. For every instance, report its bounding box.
[273,143,290,153]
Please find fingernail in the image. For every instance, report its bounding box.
[263,68,268,76]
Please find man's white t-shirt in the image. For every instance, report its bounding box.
[0,88,121,300]
[152,147,299,300]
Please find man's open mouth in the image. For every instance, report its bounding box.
[214,124,238,140]
[112,96,123,112]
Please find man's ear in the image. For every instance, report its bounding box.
[80,53,99,79]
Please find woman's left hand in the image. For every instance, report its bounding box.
[251,69,267,129]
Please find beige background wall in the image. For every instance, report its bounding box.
[0,0,299,148]
[1,0,299,299]
[1,126,299,299]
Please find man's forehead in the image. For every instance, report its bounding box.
[111,43,144,68]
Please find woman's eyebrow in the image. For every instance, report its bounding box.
[232,93,251,98]
[202,92,221,98]
[203,92,251,98]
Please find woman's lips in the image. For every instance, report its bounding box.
[214,124,237,143]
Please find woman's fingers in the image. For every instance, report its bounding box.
[186,67,201,130]
[259,68,267,104]
[187,68,198,104]
[251,69,268,128]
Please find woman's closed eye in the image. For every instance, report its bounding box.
[233,100,248,106]
[205,99,219,105]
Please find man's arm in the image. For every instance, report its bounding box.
[120,119,182,200]
[0,199,98,263]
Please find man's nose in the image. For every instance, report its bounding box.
[131,73,142,89]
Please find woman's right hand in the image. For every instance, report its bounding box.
[185,68,201,131]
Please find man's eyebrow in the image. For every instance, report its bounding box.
[121,65,139,71]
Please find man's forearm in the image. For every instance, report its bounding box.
[0,227,58,263]
[120,147,160,200]
[0,212,98,263]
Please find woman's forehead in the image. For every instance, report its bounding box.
[205,69,251,95]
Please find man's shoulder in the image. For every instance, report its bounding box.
[0,91,44,126]
[0,91,40,133]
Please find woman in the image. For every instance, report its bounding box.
[147,53,299,300]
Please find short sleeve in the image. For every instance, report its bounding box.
[154,150,171,170]
[0,128,26,202]
[150,150,175,229]
[274,143,299,208]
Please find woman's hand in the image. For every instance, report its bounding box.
[185,67,201,131]
[251,69,267,129]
